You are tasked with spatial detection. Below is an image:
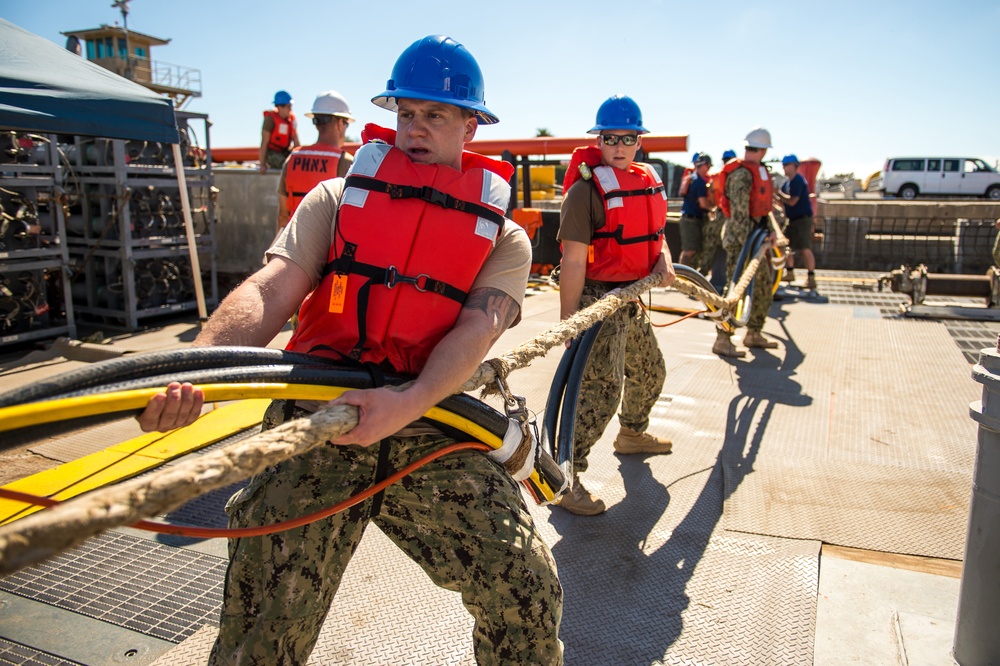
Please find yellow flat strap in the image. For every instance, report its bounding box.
[0,399,271,524]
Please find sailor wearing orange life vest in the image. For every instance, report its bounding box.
[711,127,779,357]
[137,34,562,665]
[554,94,677,516]
[259,90,300,174]
[277,90,356,231]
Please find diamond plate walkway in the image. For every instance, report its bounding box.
[0,271,992,665]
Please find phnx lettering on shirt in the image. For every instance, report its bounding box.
[284,144,342,216]
[286,124,513,375]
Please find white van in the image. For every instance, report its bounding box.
[881,157,1000,200]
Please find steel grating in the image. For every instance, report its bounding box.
[0,532,224,644]
[943,319,1000,363]
[0,638,84,666]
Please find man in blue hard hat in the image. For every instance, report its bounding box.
[139,35,563,665]
[554,94,677,515]
[259,90,300,174]
[775,154,817,290]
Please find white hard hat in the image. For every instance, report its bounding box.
[306,90,355,121]
[744,127,772,149]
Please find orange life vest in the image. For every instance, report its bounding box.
[284,144,342,216]
[715,159,773,219]
[286,124,514,375]
[264,109,295,152]
[587,161,667,282]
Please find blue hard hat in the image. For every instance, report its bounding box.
[782,154,800,165]
[722,149,737,161]
[691,152,701,163]
[372,35,499,125]
[273,90,293,106]
[588,95,649,135]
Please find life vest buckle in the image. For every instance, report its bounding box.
[384,265,430,292]
[419,185,449,207]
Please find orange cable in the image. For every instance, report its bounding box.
[636,299,710,327]
[0,441,489,539]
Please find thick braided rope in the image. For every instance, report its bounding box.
[0,235,784,572]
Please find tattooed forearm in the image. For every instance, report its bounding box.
[464,287,519,339]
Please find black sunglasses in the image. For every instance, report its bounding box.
[600,134,639,147]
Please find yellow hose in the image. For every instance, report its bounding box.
[0,383,558,502]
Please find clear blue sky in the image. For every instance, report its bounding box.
[6,0,999,180]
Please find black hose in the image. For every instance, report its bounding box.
[543,338,579,460]
[0,347,344,409]
[556,320,605,473]
[2,364,509,446]
[672,263,720,297]
[728,226,770,326]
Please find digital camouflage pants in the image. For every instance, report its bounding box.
[697,209,725,278]
[724,239,775,332]
[208,408,563,666]
[571,283,667,474]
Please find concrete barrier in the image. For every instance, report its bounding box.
[814,200,1000,273]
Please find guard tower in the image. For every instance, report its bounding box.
[62,11,202,108]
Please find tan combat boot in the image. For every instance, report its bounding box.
[555,476,606,515]
[614,427,672,455]
[713,328,746,358]
[805,273,817,290]
[744,329,778,349]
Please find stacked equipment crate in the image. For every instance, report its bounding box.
[0,111,217,346]
[0,133,75,345]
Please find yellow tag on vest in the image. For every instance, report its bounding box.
[588,245,595,263]
[328,274,348,313]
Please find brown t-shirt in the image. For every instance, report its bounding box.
[557,179,605,244]
[267,178,531,308]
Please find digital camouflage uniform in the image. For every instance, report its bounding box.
[697,207,725,278]
[571,282,667,473]
[208,404,564,666]
[722,166,774,332]
[993,229,1000,267]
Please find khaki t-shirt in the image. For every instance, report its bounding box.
[267,178,531,310]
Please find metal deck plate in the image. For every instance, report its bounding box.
[0,637,85,666]
[0,532,224,644]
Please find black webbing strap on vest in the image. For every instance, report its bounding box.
[601,183,666,201]
[592,225,666,245]
[344,175,505,237]
[320,242,468,361]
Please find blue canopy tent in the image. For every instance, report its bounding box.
[0,18,207,318]
[0,18,179,143]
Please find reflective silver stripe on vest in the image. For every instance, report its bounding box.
[594,165,624,210]
[342,142,392,209]
[478,170,512,243]
[293,148,342,158]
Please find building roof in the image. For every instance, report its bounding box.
[61,24,170,46]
